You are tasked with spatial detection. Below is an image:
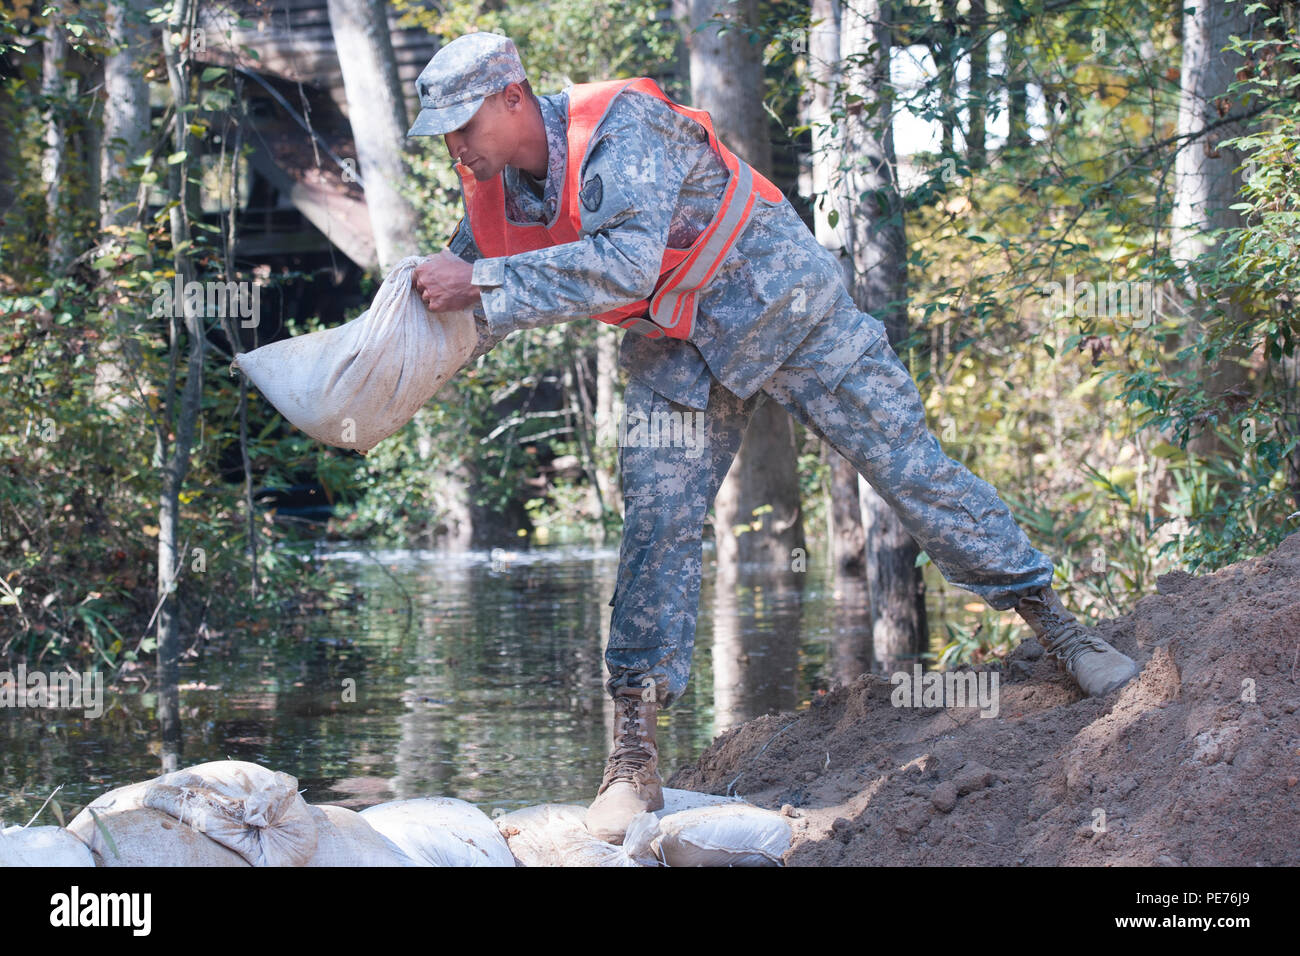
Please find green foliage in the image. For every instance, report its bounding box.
[0,8,356,668]
[391,0,680,89]
[6,0,1300,673]
[935,612,1022,669]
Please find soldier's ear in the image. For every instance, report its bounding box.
[501,83,525,111]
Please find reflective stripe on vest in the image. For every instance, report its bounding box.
[454,77,784,340]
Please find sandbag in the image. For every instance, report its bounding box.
[67,780,153,847]
[141,761,317,866]
[70,807,250,867]
[360,797,514,867]
[650,804,792,867]
[621,812,666,866]
[69,760,319,867]
[495,804,641,868]
[0,825,94,867]
[304,805,415,867]
[230,256,477,453]
[656,787,746,817]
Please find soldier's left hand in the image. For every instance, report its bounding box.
[412,249,480,312]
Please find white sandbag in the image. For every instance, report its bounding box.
[304,805,415,867]
[653,804,791,867]
[230,256,477,453]
[621,812,666,867]
[0,825,94,867]
[70,807,250,867]
[141,761,317,867]
[67,779,153,847]
[495,804,641,868]
[360,797,514,867]
[656,787,746,817]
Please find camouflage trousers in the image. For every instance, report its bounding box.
[604,301,1055,710]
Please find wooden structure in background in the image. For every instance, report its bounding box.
[193,0,438,270]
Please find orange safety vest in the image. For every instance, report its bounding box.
[453,77,784,340]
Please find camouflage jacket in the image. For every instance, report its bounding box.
[450,85,884,410]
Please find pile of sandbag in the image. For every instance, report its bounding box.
[63,761,417,867]
[3,760,791,867]
[230,255,477,454]
[494,789,792,867]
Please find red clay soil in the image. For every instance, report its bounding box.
[668,533,1300,866]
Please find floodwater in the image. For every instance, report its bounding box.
[0,542,969,824]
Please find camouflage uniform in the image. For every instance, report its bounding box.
[450,86,1055,709]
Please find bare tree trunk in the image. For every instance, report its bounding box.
[939,0,957,157]
[101,0,152,230]
[827,447,865,574]
[841,0,927,666]
[155,0,206,771]
[326,0,419,271]
[685,0,806,572]
[1006,0,1029,152]
[1171,0,1257,457]
[95,0,154,423]
[808,0,865,576]
[967,0,987,169]
[0,55,17,222]
[42,6,70,272]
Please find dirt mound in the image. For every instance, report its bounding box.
[669,533,1300,865]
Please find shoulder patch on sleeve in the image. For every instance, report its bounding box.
[580,173,603,212]
[578,170,635,236]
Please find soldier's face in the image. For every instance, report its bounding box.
[444,90,515,181]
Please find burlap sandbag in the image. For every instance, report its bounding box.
[495,804,641,868]
[230,256,477,453]
[656,787,746,816]
[304,805,415,867]
[67,779,152,847]
[141,761,318,867]
[70,807,250,867]
[360,797,515,867]
[647,804,792,867]
[69,761,319,867]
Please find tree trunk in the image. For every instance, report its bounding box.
[326,0,419,271]
[808,0,864,576]
[840,0,928,667]
[154,0,207,771]
[101,0,152,230]
[966,0,987,169]
[827,447,865,574]
[95,0,154,423]
[939,0,957,157]
[685,0,806,572]
[1171,0,1257,457]
[1005,0,1029,152]
[42,7,70,272]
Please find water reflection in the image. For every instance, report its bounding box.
[0,542,964,823]
[710,558,806,733]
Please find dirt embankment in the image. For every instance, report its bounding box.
[669,533,1300,865]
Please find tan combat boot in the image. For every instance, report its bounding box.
[584,687,664,844]
[1016,587,1139,696]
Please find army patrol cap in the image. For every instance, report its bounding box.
[407,32,527,137]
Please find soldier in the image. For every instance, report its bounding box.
[408,32,1140,844]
